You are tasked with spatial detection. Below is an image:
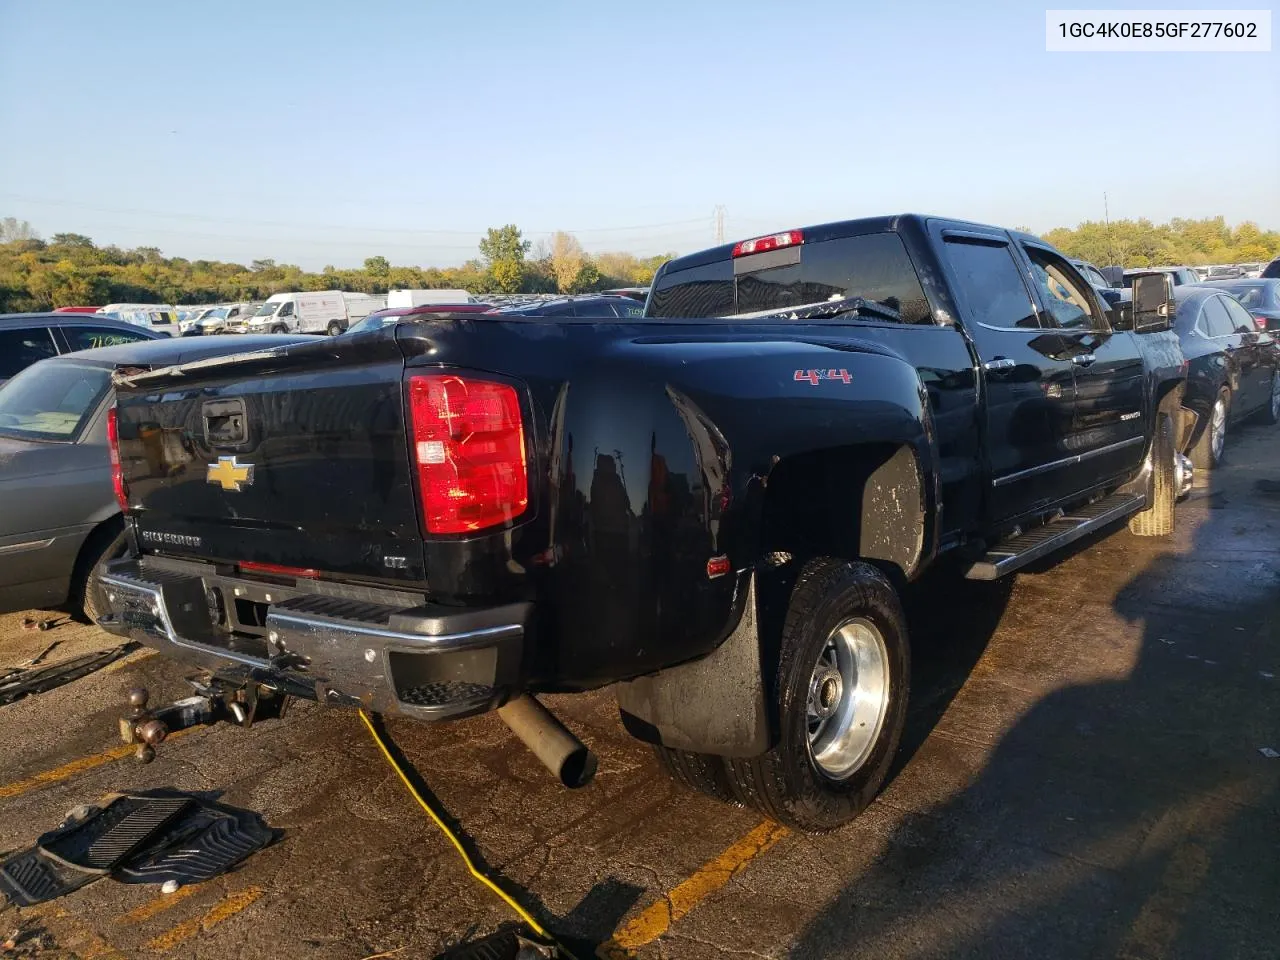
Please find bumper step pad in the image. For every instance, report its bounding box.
[0,791,275,907]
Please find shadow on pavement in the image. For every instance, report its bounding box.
[788,438,1280,959]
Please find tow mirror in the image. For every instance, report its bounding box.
[1130,272,1174,333]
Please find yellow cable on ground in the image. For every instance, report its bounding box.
[357,709,566,952]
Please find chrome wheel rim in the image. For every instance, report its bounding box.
[806,618,890,780]
[1211,397,1227,461]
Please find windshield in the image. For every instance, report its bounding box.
[254,302,281,317]
[0,361,110,442]
[648,232,931,323]
[199,307,229,321]
[345,313,397,335]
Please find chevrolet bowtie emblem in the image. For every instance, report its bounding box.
[206,456,254,492]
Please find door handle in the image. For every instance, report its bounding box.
[983,358,1016,371]
[1071,354,1096,367]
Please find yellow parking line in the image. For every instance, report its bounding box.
[114,882,203,925]
[597,820,789,957]
[0,727,195,801]
[102,647,158,675]
[143,885,264,952]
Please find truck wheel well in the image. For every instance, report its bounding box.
[759,443,924,586]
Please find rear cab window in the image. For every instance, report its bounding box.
[647,231,931,323]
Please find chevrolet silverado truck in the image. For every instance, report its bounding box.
[98,215,1190,832]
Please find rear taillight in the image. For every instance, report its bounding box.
[1254,314,1268,330]
[407,374,528,535]
[732,230,803,258]
[106,407,128,512]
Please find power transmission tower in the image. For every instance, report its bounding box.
[713,205,726,244]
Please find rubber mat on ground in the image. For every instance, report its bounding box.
[0,790,276,907]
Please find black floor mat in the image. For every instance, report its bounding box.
[115,801,275,885]
[40,795,193,872]
[0,644,138,707]
[0,790,275,907]
[438,928,560,960]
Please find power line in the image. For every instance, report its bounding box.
[0,193,708,237]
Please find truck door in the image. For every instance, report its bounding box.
[940,230,1078,523]
[1019,243,1147,487]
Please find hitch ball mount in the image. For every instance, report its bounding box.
[119,675,290,763]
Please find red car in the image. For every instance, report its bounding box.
[52,306,102,314]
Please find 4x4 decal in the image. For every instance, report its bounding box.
[794,368,852,385]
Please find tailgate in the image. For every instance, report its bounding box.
[114,339,426,584]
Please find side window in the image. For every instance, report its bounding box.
[62,325,154,351]
[278,302,294,317]
[942,239,1040,329]
[0,327,59,378]
[1201,296,1235,338]
[1025,247,1104,331]
[571,301,615,318]
[1232,288,1262,309]
[538,302,575,317]
[1222,296,1258,333]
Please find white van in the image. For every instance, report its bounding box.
[247,291,386,335]
[97,304,180,338]
[385,289,474,309]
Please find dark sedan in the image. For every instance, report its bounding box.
[342,302,497,335]
[1172,287,1280,470]
[0,312,162,387]
[496,295,646,318]
[1194,279,1280,332]
[0,334,308,620]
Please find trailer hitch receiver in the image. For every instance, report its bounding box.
[119,676,290,762]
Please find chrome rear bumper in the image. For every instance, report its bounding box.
[97,557,529,720]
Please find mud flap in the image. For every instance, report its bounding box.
[615,574,770,757]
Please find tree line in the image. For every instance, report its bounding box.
[1,214,1276,313]
[1039,216,1279,270]
[0,219,671,312]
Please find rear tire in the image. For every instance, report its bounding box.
[722,558,910,833]
[326,320,344,336]
[1129,412,1176,537]
[1189,388,1229,470]
[653,746,737,804]
[71,524,128,624]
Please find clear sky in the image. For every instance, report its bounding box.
[1,0,1276,269]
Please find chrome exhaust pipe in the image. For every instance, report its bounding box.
[497,694,597,788]
[1174,452,1194,499]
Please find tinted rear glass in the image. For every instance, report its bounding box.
[648,232,931,323]
[0,327,59,379]
[0,361,110,441]
[1201,296,1236,337]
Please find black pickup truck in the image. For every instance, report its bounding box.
[99,214,1191,831]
